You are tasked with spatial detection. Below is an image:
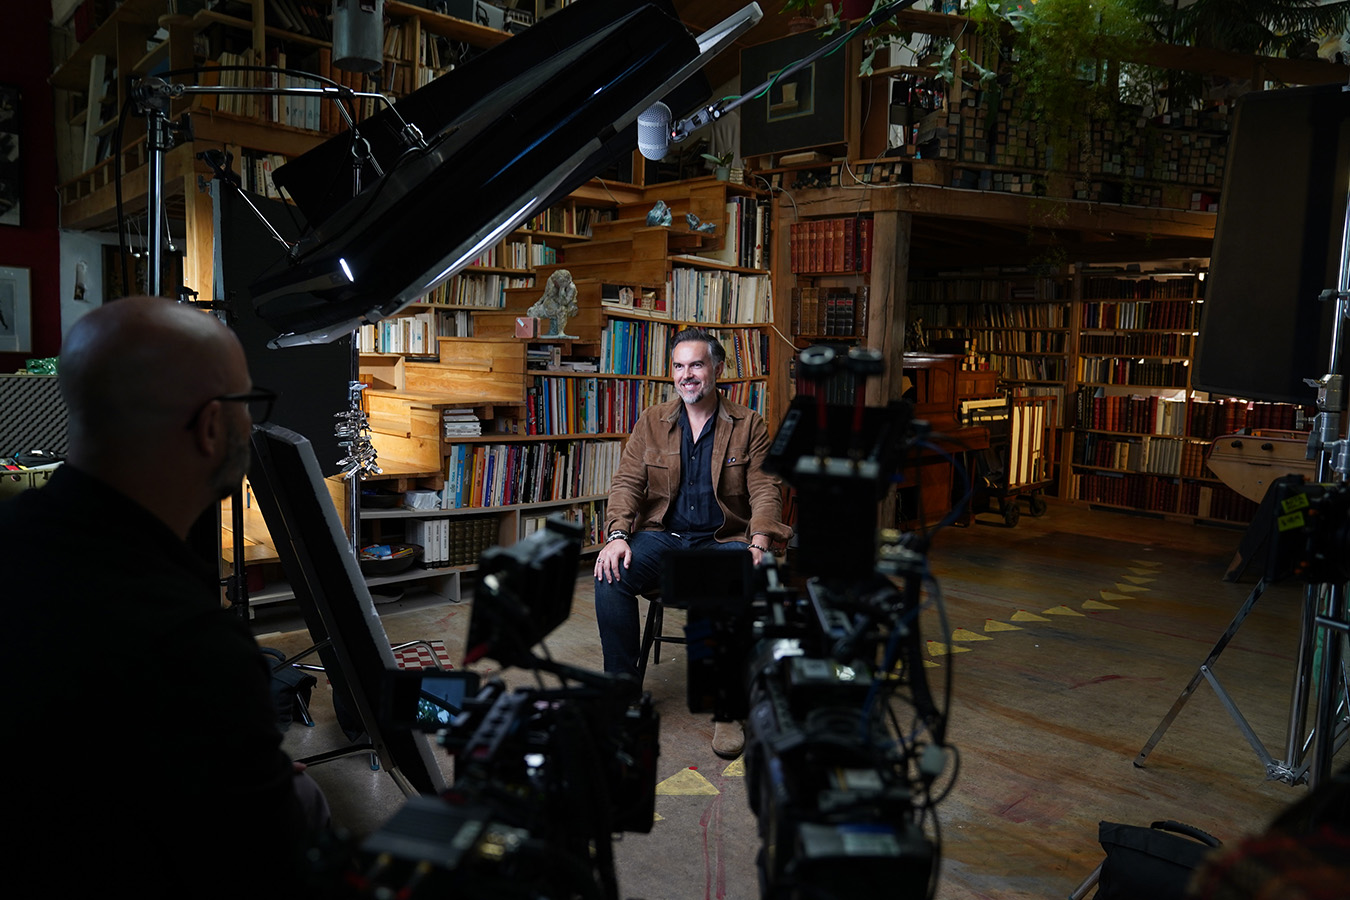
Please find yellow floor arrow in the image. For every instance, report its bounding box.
[927,640,972,656]
[656,767,720,795]
[1122,576,1156,584]
[985,619,1023,632]
[1043,605,1086,616]
[951,628,993,642]
[1101,590,1131,601]
[1127,568,1159,576]
[1083,599,1118,610]
[723,757,745,777]
[923,659,941,668]
[1114,584,1150,593]
[1132,560,1163,568]
[1011,609,1051,622]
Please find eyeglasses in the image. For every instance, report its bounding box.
[185,387,278,430]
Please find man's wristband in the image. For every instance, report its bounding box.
[749,543,770,553]
[606,530,630,544]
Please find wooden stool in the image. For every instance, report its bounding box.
[637,592,685,686]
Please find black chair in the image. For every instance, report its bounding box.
[637,591,685,687]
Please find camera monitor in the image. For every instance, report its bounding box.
[248,422,446,796]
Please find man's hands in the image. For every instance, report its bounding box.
[594,537,631,583]
[749,545,769,568]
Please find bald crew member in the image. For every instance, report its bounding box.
[0,297,321,898]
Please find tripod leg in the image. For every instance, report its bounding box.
[1135,579,1267,767]
[1310,584,1347,789]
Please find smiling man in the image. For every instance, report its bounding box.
[594,327,792,758]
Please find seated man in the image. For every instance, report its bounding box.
[594,327,792,758]
[0,297,324,898]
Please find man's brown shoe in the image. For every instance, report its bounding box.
[712,720,744,759]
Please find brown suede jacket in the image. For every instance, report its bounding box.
[605,395,794,545]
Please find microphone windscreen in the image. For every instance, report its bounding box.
[637,102,672,161]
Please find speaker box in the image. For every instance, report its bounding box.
[1193,84,1350,405]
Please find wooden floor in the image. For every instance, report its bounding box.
[252,500,1340,899]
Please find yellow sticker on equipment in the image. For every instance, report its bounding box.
[1276,511,1306,532]
[1280,492,1310,514]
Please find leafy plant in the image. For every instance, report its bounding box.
[701,151,734,167]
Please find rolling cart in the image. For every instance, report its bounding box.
[961,395,1057,527]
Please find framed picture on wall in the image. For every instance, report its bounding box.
[0,265,32,352]
[0,85,18,227]
[739,28,847,159]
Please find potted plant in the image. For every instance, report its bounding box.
[701,151,734,181]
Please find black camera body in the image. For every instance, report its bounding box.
[670,347,949,900]
[1267,475,1350,584]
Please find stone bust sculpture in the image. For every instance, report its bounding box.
[528,268,580,338]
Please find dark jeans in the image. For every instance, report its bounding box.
[594,531,749,677]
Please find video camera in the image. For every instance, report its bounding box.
[356,518,658,900]
[1267,474,1350,584]
[663,346,952,900]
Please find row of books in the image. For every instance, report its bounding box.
[502,240,557,269]
[1080,300,1198,330]
[265,0,331,40]
[1074,390,1312,437]
[791,286,869,338]
[404,515,498,568]
[600,284,668,320]
[521,499,607,549]
[788,216,873,274]
[988,353,1066,383]
[442,440,623,510]
[719,381,767,415]
[1079,332,1193,356]
[600,322,769,379]
[523,378,675,436]
[417,272,531,308]
[1082,277,1202,300]
[908,277,1068,304]
[700,197,771,270]
[358,311,436,355]
[524,205,614,237]
[666,268,773,324]
[1180,481,1258,523]
[236,149,288,199]
[600,319,675,376]
[910,301,1069,329]
[1074,433,1211,478]
[1076,358,1190,387]
[971,330,1066,354]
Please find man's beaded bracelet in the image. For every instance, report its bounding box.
[606,530,630,543]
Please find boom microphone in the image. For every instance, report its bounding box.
[637,102,672,161]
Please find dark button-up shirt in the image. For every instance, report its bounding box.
[667,401,722,539]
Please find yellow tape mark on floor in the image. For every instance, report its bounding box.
[1012,609,1051,622]
[723,757,745,777]
[1122,576,1156,584]
[985,619,1023,632]
[928,640,972,656]
[656,767,720,795]
[1127,568,1158,576]
[1043,605,1086,616]
[951,628,993,642]
[654,812,664,822]
[1114,584,1150,593]
[1101,590,1131,601]
[1083,599,1118,610]
[923,659,941,668]
[1132,560,1163,568]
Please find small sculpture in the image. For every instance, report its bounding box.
[529,269,580,338]
[647,200,672,227]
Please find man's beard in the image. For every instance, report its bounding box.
[679,379,708,403]
[211,417,252,501]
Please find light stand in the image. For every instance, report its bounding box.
[1135,179,1350,791]
[133,72,423,612]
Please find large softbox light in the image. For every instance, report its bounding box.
[250,1,762,347]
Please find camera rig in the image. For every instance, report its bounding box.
[665,346,955,900]
[354,518,659,899]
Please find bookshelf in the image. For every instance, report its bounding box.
[355,176,777,582]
